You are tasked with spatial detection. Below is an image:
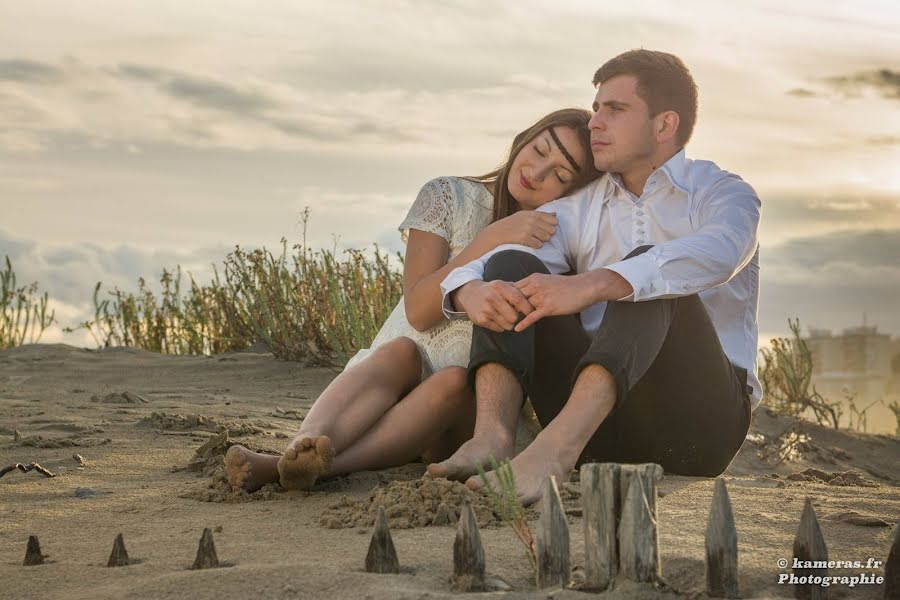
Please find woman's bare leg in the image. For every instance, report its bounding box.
[276,336,422,489]
[328,366,475,476]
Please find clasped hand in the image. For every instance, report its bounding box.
[455,273,593,333]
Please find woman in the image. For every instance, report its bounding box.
[225,108,602,492]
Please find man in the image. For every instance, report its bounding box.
[427,49,761,506]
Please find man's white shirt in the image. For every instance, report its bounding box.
[440,149,763,409]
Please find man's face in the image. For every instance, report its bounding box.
[588,74,658,173]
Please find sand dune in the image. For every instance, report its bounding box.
[1,344,897,599]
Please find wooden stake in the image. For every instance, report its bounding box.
[536,475,570,589]
[107,533,130,567]
[23,535,44,566]
[792,497,827,600]
[705,478,738,598]
[191,528,220,570]
[451,501,485,591]
[581,463,620,591]
[365,505,399,574]
[618,464,663,583]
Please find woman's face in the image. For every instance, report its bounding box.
[507,126,587,210]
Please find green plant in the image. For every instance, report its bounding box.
[0,256,55,349]
[888,401,900,436]
[759,318,842,428]
[475,458,535,570]
[68,208,405,366]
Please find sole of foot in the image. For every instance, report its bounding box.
[224,445,280,493]
[277,435,335,490]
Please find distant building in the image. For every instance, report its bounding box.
[803,324,900,434]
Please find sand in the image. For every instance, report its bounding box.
[0,343,897,599]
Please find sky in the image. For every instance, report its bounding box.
[1,0,899,347]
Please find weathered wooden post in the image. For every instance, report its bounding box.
[536,476,570,589]
[792,497,827,600]
[581,463,620,591]
[885,521,899,600]
[617,463,663,583]
[192,528,220,570]
[107,533,130,567]
[705,478,738,598]
[451,501,485,592]
[365,505,400,574]
[23,535,44,566]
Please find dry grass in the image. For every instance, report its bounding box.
[0,256,55,349]
[68,211,403,366]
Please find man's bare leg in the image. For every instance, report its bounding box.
[328,367,474,475]
[466,364,616,506]
[277,336,421,490]
[426,362,522,481]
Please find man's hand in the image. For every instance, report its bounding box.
[453,280,536,332]
[512,269,633,332]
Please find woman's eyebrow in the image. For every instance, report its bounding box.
[547,128,580,173]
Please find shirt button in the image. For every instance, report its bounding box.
[637,211,644,216]
[636,220,644,225]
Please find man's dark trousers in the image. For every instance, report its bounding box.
[466,247,751,476]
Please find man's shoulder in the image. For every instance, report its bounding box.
[684,158,757,200]
[539,175,613,214]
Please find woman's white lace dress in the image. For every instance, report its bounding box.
[344,176,494,379]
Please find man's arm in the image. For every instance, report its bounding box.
[440,202,576,320]
[598,176,760,302]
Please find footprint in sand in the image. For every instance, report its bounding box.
[277,436,334,490]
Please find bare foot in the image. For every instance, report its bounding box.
[224,445,280,492]
[464,436,573,506]
[426,430,514,481]
[277,435,335,490]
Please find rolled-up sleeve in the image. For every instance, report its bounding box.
[603,176,760,301]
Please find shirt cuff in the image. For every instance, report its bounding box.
[603,252,665,301]
[440,270,480,320]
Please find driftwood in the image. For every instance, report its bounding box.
[23,535,44,566]
[365,505,400,574]
[431,502,456,526]
[617,464,663,583]
[0,462,55,479]
[581,463,620,591]
[122,391,149,404]
[192,528,220,570]
[107,533,130,567]
[451,501,485,592]
[885,521,899,600]
[792,497,828,600]
[536,476,570,589]
[705,478,739,598]
[73,454,86,467]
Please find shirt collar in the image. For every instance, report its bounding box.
[606,148,690,199]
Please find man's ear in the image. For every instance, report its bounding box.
[656,111,680,143]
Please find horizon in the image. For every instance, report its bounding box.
[2,0,899,347]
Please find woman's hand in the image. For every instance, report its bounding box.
[478,211,558,250]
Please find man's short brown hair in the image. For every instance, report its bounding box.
[593,49,699,147]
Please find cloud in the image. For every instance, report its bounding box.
[824,68,900,101]
[115,63,277,114]
[0,58,65,83]
[760,228,900,335]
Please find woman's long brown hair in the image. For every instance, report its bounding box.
[468,108,602,223]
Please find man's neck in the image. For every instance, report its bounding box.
[619,147,680,197]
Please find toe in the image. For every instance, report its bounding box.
[300,437,315,449]
[315,436,334,461]
[283,447,298,461]
[465,475,484,491]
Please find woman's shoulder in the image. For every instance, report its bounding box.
[416,176,491,210]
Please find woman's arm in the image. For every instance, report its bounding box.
[402,229,500,332]
[403,208,559,331]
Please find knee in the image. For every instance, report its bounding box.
[624,244,654,259]
[430,366,468,392]
[375,336,421,370]
[484,250,550,281]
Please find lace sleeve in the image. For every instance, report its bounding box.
[398,177,456,245]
